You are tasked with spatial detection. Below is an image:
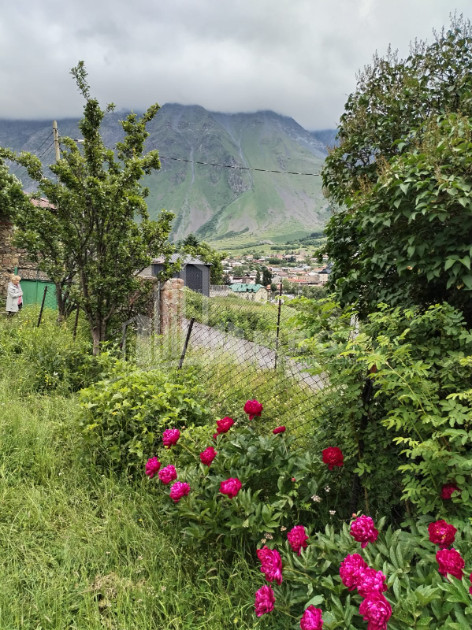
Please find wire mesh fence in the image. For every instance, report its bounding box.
[130,288,327,437]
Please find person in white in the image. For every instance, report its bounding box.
[5,274,23,316]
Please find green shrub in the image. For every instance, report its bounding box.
[79,364,211,475]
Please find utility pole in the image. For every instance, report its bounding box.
[53,120,60,162]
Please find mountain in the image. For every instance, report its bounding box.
[0,105,336,248]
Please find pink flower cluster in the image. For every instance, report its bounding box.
[436,548,465,581]
[169,481,190,503]
[220,477,242,499]
[199,446,217,466]
[145,457,161,478]
[213,416,234,439]
[441,483,460,500]
[254,585,275,617]
[244,399,263,420]
[322,446,344,470]
[287,525,309,555]
[428,520,457,549]
[340,550,391,630]
[300,605,324,630]
[257,546,283,585]
[350,515,379,548]
[273,425,286,434]
[162,428,180,448]
[158,465,177,485]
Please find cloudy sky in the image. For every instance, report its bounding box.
[1,0,470,130]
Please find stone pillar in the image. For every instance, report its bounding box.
[158,277,184,336]
[0,219,19,303]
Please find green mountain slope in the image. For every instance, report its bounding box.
[0,105,333,247]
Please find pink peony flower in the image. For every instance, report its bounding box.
[436,548,465,580]
[257,546,283,585]
[359,593,392,630]
[300,605,324,630]
[162,428,180,447]
[254,585,275,617]
[287,525,309,555]
[339,553,368,591]
[441,483,461,500]
[428,520,457,549]
[220,477,242,499]
[469,572,472,596]
[350,515,379,548]
[356,567,388,598]
[216,417,234,434]
[199,446,217,466]
[322,447,344,470]
[145,457,161,478]
[244,399,263,420]
[158,465,177,485]
[169,481,190,503]
[273,426,286,434]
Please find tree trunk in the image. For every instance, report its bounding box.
[91,327,101,356]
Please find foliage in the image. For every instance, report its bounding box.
[322,16,472,319]
[297,298,472,521]
[0,305,112,394]
[252,517,472,629]
[0,157,28,222]
[3,61,175,351]
[79,364,211,475]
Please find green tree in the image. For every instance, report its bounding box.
[0,160,28,222]
[262,266,272,286]
[4,62,174,353]
[322,17,472,319]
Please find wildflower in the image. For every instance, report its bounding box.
[441,483,461,500]
[469,572,472,595]
[300,605,324,630]
[169,481,190,503]
[324,485,330,493]
[280,526,287,531]
[311,495,321,503]
[322,447,344,470]
[291,477,296,482]
[216,416,234,434]
[158,465,177,485]
[254,585,275,617]
[350,515,379,548]
[162,428,180,447]
[220,477,242,499]
[244,399,263,420]
[329,510,336,516]
[428,520,457,549]
[287,525,308,555]
[273,426,286,434]
[340,553,368,591]
[145,457,161,479]
[199,446,217,466]
[436,548,465,580]
[359,592,392,630]
[257,546,283,585]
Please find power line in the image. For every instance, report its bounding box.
[158,154,321,177]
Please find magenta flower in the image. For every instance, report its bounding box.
[469,572,472,595]
[322,446,344,470]
[216,417,234,434]
[199,446,217,466]
[428,520,457,549]
[254,585,275,617]
[220,477,242,499]
[169,481,190,503]
[359,593,392,630]
[300,605,324,630]
[162,428,180,447]
[436,548,465,580]
[273,426,286,434]
[158,465,177,485]
[357,567,388,598]
[350,515,379,548]
[441,483,461,500]
[257,546,283,585]
[145,457,161,478]
[287,525,309,555]
[339,553,368,591]
[244,399,263,420]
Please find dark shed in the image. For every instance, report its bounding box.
[150,254,211,296]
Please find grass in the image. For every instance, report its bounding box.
[0,379,260,629]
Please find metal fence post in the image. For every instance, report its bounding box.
[179,317,195,369]
[274,282,283,369]
[37,286,48,327]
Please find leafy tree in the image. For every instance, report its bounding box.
[4,62,174,353]
[180,233,227,284]
[262,266,272,286]
[0,159,28,222]
[322,16,472,319]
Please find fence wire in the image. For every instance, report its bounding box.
[133,289,328,438]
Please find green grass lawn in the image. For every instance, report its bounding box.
[0,380,259,629]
